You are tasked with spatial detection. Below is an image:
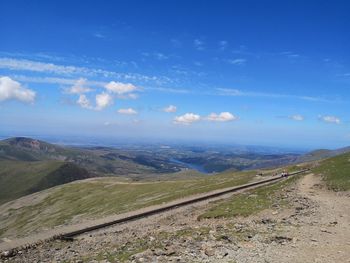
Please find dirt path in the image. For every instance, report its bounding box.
[265,173,350,263]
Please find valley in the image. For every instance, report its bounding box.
[0,137,349,262]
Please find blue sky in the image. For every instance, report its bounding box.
[0,0,349,149]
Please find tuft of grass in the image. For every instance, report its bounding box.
[198,175,299,219]
[313,152,350,191]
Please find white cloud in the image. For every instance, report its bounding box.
[206,112,238,122]
[95,93,113,110]
[174,113,201,125]
[76,92,113,111]
[0,76,35,103]
[146,87,190,94]
[0,57,93,75]
[319,115,341,124]
[93,33,105,39]
[154,53,168,60]
[216,88,333,103]
[281,51,300,59]
[12,75,190,96]
[77,94,92,109]
[105,81,137,94]
[194,39,205,51]
[0,58,169,84]
[289,114,304,121]
[163,105,177,113]
[227,58,246,65]
[219,40,228,50]
[13,75,105,87]
[117,108,138,115]
[117,93,139,100]
[66,78,92,94]
[217,88,243,96]
[171,39,182,48]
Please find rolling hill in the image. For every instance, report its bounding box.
[297,146,350,163]
[0,160,91,205]
[312,151,350,191]
[1,136,349,208]
[0,137,182,176]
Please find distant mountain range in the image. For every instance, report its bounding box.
[1,137,349,205]
[295,147,350,163]
[0,137,182,205]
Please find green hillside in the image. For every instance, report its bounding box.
[0,170,257,238]
[313,152,350,191]
[0,160,90,205]
[0,137,179,176]
[0,137,80,161]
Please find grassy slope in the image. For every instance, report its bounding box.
[199,175,299,219]
[0,138,166,176]
[0,170,257,238]
[313,152,350,191]
[0,160,90,205]
[0,160,63,204]
[198,153,350,220]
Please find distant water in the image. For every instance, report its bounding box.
[169,158,209,174]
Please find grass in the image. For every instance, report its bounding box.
[0,160,90,205]
[313,152,350,191]
[0,160,64,205]
[198,175,299,219]
[0,170,257,238]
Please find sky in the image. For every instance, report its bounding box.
[0,0,349,150]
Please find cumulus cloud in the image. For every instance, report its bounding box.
[117,108,138,115]
[0,76,35,103]
[289,114,304,121]
[66,80,138,110]
[76,92,113,111]
[163,105,177,113]
[66,78,93,94]
[206,112,238,122]
[174,113,201,125]
[95,93,113,110]
[319,115,340,124]
[105,81,137,94]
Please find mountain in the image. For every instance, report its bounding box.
[0,137,181,176]
[0,137,184,204]
[0,137,78,161]
[1,136,348,206]
[297,146,350,163]
[0,160,91,205]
